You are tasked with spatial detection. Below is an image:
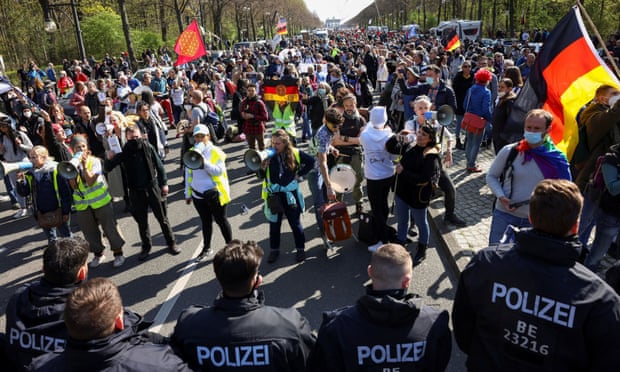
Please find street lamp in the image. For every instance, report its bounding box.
[39,0,86,61]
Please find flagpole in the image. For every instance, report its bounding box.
[575,0,620,78]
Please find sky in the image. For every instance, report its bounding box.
[303,0,375,23]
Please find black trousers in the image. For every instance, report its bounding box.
[366,176,394,244]
[192,196,232,250]
[129,187,175,250]
[438,168,456,216]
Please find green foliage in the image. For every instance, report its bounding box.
[81,10,125,57]
[132,31,163,52]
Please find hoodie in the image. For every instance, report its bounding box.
[359,124,395,180]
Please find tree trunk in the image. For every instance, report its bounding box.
[117,0,137,69]
[173,0,184,34]
[492,0,497,38]
[159,0,167,42]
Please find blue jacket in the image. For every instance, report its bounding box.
[464,83,492,122]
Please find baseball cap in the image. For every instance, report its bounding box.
[193,124,210,136]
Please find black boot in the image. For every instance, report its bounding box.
[413,243,427,266]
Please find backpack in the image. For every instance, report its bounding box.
[358,211,397,244]
[195,104,224,140]
[492,146,519,210]
[321,201,352,242]
[584,155,606,203]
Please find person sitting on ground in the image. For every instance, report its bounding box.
[309,243,452,371]
[29,277,191,371]
[4,237,89,371]
[170,240,316,370]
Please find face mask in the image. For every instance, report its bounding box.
[523,130,544,145]
[23,111,32,119]
[609,94,620,107]
[184,104,192,111]
[318,88,326,96]
[497,91,506,98]
[65,129,73,137]
[425,77,435,85]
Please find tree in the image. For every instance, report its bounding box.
[117,0,137,69]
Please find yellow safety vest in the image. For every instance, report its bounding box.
[272,104,296,138]
[261,148,300,200]
[72,156,111,211]
[187,145,231,205]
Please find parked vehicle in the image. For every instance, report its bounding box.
[430,20,482,42]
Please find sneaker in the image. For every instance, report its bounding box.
[466,166,483,173]
[113,255,126,268]
[12,209,26,219]
[295,250,306,262]
[444,214,467,227]
[267,250,280,263]
[89,255,106,268]
[0,195,10,202]
[196,247,213,261]
[368,241,383,253]
[408,226,419,237]
[168,243,181,255]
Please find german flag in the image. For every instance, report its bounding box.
[263,79,299,103]
[445,30,461,52]
[504,5,620,159]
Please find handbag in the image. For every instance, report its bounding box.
[267,194,283,214]
[37,208,63,229]
[461,90,487,134]
[194,188,221,208]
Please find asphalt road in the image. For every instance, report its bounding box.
[0,129,467,371]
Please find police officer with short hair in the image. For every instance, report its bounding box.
[4,237,89,371]
[308,243,452,371]
[170,240,316,371]
[452,179,620,371]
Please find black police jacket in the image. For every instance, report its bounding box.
[308,286,451,371]
[4,279,78,371]
[453,228,620,371]
[170,290,316,371]
[28,310,190,371]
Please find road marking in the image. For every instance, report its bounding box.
[149,239,203,334]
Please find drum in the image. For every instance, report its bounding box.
[329,164,356,193]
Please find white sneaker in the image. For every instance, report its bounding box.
[0,195,10,202]
[112,255,126,268]
[12,209,26,219]
[368,241,384,253]
[89,255,106,268]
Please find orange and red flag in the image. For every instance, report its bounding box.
[504,5,620,159]
[173,20,206,67]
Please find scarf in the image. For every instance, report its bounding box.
[516,137,571,180]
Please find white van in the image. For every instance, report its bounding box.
[433,20,482,42]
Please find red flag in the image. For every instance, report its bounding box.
[174,20,206,67]
[504,6,620,159]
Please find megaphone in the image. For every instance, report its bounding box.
[95,122,107,136]
[426,105,454,127]
[244,148,276,172]
[182,150,205,170]
[57,152,82,179]
[0,161,33,178]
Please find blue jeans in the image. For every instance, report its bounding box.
[43,220,72,245]
[489,209,531,245]
[584,210,620,271]
[4,175,18,204]
[578,193,598,245]
[307,170,326,236]
[269,197,305,251]
[395,195,429,245]
[465,130,484,168]
[301,110,312,139]
[454,114,464,140]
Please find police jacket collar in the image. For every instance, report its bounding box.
[515,228,583,266]
[215,290,265,314]
[357,285,421,327]
[64,310,145,368]
[16,278,80,326]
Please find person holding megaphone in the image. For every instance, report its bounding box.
[67,135,126,269]
[184,124,232,261]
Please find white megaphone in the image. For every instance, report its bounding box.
[57,152,82,179]
[0,161,33,178]
[183,150,205,170]
[244,148,276,172]
[425,105,454,127]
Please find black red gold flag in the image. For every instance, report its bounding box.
[445,31,461,52]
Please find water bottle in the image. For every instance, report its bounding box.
[240,204,249,215]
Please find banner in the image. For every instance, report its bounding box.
[503,5,620,159]
[173,20,206,67]
[276,17,288,35]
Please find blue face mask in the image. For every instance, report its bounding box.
[523,130,544,145]
[318,88,326,96]
[425,77,435,85]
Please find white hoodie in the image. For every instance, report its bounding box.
[360,125,396,180]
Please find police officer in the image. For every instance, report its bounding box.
[29,277,191,371]
[170,240,316,370]
[309,243,452,371]
[331,93,366,215]
[4,238,89,371]
[452,179,620,370]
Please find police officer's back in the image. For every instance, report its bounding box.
[170,240,316,370]
[452,179,620,371]
[309,243,452,371]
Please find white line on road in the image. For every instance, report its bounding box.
[149,240,203,334]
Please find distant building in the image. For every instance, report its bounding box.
[325,18,341,30]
